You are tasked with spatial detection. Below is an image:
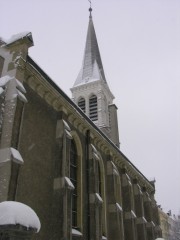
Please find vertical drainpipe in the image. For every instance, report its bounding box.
[86,129,90,240]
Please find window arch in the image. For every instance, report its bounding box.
[89,94,98,121]
[78,97,86,113]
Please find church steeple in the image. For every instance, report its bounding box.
[73,8,106,87]
[71,7,120,148]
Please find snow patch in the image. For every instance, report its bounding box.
[0,75,13,87]
[0,201,41,232]
[10,148,24,164]
[3,32,31,45]
[0,76,27,102]
[65,177,74,190]
[17,89,28,103]
[95,193,103,203]
[102,236,107,240]
[72,228,82,236]
[15,79,26,93]
[0,148,24,165]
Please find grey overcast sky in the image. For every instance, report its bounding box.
[1,0,180,215]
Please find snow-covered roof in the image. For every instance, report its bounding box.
[0,32,33,46]
[0,201,41,232]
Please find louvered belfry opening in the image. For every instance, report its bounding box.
[78,97,86,113]
[89,94,98,121]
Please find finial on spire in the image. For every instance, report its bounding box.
[88,0,92,18]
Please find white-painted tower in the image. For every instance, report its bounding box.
[71,8,120,148]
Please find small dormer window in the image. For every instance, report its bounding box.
[89,95,98,121]
[78,98,85,113]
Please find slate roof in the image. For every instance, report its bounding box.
[73,14,107,87]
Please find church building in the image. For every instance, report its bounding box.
[0,7,162,240]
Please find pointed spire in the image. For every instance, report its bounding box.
[73,6,107,87]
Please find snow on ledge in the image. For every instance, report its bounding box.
[0,201,41,232]
[72,228,82,236]
[4,32,31,45]
[0,148,24,165]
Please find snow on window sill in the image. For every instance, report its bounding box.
[72,228,82,236]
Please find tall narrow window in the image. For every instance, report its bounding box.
[97,157,106,238]
[70,140,78,228]
[78,97,86,113]
[97,163,102,195]
[0,56,4,77]
[89,95,98,121]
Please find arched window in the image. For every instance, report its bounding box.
[78,97,86,113]
[70,139,78,228]
[89,95,98,121]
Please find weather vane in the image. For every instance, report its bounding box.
[88,0,92,17]
[88,0,92,8]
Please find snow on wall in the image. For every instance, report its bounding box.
[0,75,13,87]
[0,147,24,165]
[0,75,27,102]
[0,201,41,232]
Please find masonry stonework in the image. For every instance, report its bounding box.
[0,13,162,240]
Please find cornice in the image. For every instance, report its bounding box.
[25,65,68,113]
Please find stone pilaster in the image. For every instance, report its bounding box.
[0,76,27,202]
[52,118,74,240]
[107,159,124,240]
[142,187,155,240]
[108,104,120,148]
[0,34,32,202]
[121,168,137,240]
[133,179,147,240]
[88,144,103,240]
[150,191,162,238]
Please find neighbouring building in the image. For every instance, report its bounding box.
[159,207,180,240]
[158,208,170,240]
[0,8,162,240]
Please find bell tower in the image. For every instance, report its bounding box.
[71,8,120,148]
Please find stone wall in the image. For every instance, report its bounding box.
[0,34,162,240]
